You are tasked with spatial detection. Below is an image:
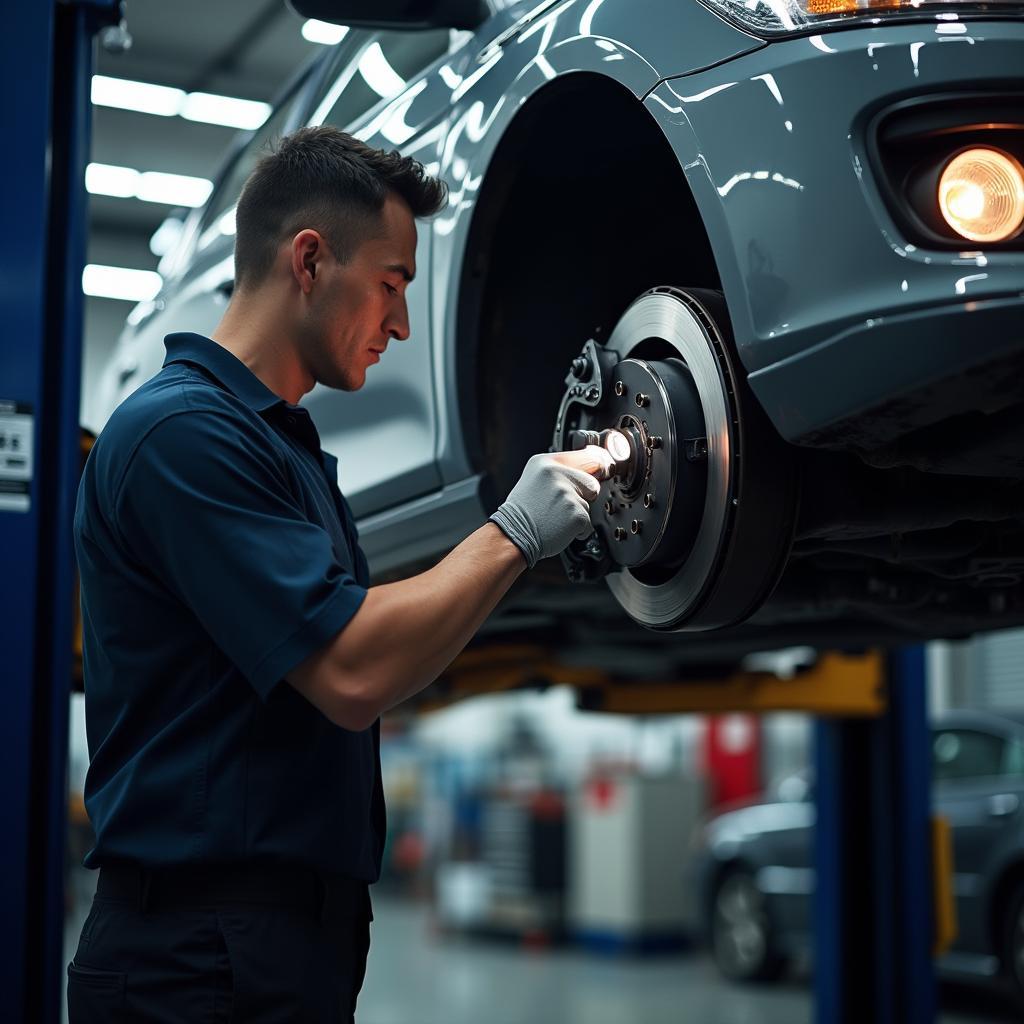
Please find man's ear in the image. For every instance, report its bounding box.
[291,229,322,294]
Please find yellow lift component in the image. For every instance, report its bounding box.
[417,644,607,713]
[581,651,886,717]
[422,646,885,718]
[932,815,958,956]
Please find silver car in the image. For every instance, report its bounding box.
[686,711,1024,1009]
[92,0,1024,661]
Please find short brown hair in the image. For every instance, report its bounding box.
[234,125,448,289]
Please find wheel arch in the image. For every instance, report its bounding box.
[452,71,723,506]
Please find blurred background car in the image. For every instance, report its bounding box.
[685,709,1024,1008]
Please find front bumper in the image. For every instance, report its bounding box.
[646,19,1024,445]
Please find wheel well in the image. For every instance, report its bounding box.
[455,72,721,505]
[989,860,1024,963]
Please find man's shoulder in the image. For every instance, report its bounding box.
[90,364,264,489]
[108,362,263,439]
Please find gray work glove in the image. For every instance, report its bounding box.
[490,446,614,568]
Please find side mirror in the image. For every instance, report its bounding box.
[287,0,489,31]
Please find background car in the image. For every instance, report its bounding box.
[685,710,1024,1008]
[91,0,1024,669]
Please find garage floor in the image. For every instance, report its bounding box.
[358,897,1019,1024]
[62,870,1020,1023]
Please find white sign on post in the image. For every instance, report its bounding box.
[0,401,34,513]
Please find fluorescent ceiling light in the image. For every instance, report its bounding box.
[86,162,213,208]
[83,264,162,302]
[358,42,406,99]
[92,74,271,129]
[136,171,213,207]
[301,19,349,45]
[181,92,270,130]
[91,74,183,116]
[85,162,139,198]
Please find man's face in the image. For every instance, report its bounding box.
[298,193,418,392]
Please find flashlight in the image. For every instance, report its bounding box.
[603,429,631,465]
[567,427,635,479]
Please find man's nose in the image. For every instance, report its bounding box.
[386,300,411,341]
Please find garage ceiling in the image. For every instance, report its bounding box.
[89,0,322,269]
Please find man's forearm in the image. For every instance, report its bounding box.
[336,522,526,715]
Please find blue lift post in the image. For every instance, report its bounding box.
[0,2,119,1020]
[814,646,936,1024]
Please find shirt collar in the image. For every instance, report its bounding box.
[162,333,286,414]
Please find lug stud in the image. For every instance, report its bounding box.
[630,519,642,535]
[604,500,615,516]
[635,393,650,408]
[648,435,663,449]
[614,526,627,541]
[585,386,600,402]
[643,493,654,509]
[614,380,626,397]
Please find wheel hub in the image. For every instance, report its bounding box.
[580,356,708,570]
[552,287,797,632]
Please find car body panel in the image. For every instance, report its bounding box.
[643,21,1024,443]
[432,0,763,485]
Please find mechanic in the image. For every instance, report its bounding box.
[69,125,613,1023]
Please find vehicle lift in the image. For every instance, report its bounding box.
[429,643,955,1024]
[4,3,950,1022]
[2,2,121,1022]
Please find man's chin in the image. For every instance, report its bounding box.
[321,368,365,392]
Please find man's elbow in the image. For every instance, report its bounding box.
[328,674,381,732]
[286,649,381,732]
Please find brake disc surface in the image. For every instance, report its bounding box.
[553,287,795,631]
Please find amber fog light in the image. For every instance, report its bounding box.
[938,147,1024,243]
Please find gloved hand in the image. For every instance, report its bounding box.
[489,445,614,569]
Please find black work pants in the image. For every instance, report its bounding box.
[66,864,372,1023]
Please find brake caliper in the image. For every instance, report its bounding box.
[552,338,709,584]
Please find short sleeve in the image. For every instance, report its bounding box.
[114,409,367,700]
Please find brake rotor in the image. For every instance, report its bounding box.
[553,287,797,631]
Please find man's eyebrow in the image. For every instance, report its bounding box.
[384,263,414,283]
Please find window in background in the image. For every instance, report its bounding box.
[932,728,1007,780]
[1003,736,1024,776]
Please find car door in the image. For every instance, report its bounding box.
[301,27,456,517]
[932,725,1024,954]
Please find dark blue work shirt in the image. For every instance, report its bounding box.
[74,332,385,881]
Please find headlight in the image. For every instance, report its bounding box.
[938,147,1024,243]
[869,95,1024,251]
[701,0,1024,37]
